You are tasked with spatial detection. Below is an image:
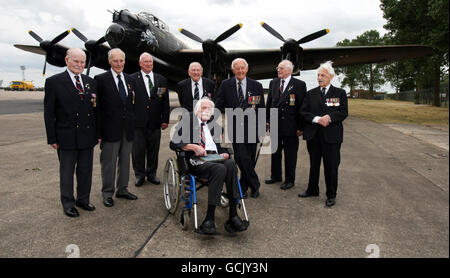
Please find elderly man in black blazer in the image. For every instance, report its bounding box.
[215,58,265,199]
[44,48,99,217]
[176,62,215,112]
[94,48,138,207]
[130,52,170,186]
[170,98,248,235]
[265,60,307,190]
[299,61,348,207]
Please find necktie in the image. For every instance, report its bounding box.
[146,74,153,97]
[280,79,285,95]
[200,123,206,149]
[194,82,199,100]
[238,81,245,108]
[321,87,327,97]
[117,74,127,104]
[74,75,84,100]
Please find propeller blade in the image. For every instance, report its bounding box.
[260,22,286,42]
[214,23,243,43]
[179,28,204,43]
[28,30,43,43]
[96,36,106,45]
[71,28,88,42]
[42,54,47,76]
[86,54,92,76]
[297,29,329,44]
[50,29,71,45]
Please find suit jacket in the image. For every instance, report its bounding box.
[176,77,215,112]
[301,85,348,143]
[130,71,170,129]
[170,112,228,166]
[44,71,99,150]
[94,70,136,142]
[266,77,307,136]
[215,76,265,143]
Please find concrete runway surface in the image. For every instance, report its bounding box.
[0,90,448,258]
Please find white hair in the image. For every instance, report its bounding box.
[193,97,215,117]
[139,52,153,62]
[231,58,248,70]
[66,48,86,59]
[318,60,335,77]
[108,48,126,61]
[279,60,294,72]
[189,62,203,71]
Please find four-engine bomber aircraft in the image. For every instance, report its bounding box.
[14,9,434,89]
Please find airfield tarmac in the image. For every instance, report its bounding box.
[0,90,448,258]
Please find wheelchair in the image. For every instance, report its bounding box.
[163,149,249,231]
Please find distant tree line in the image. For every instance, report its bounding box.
[335,0,449,106]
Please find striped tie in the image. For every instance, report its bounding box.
[238,81,245,108]
[200,123,206,149]
[280,79,285,95]
[194,82,199,100]
[74,75,84,100]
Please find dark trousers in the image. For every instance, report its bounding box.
[232,143,259,193]
[306,130,341,199]
[271,135,299,182]
[57,148,94,210]
[132,127,161,179]
[190,159,240,206]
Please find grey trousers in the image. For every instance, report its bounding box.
[100,133,133,199]
[132,127,161,179]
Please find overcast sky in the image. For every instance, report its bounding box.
[0,0,392,91]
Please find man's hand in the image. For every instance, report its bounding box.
[97,139,102,145]
[50,144,59,150]
[318,115,331,127]
[266,123,270,132]
[161,123,169,130]
[296,130,303,136]
[192,145,207,157]
[220,153,230,160]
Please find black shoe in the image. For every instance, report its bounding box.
[265,178,282,184]
[250,190,260,198]
[147,175,160,185]
[224,215,249,233]
[135,177,145,187]
[64,207,79,218]
[326,198,336,207]
[116,191,138,200]
[280,182,295,190]
[103,198,114,207]
[75,201,96,211]
[195,219,217,235]
[298,191,319,198]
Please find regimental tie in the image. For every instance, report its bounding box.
[200,122,206,149]
[280,79,285,95]
[117,74,127,104]
[74,75,84,100]
[321,87,327,97]
[194,82,199,100]
[238,81,245,108]
[146,74,153,97]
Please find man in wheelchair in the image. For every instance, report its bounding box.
[170,98,249,235]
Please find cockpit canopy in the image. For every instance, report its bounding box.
[138,12,169,32]
[112,10,169,32]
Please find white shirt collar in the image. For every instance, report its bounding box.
[67,69,83,88]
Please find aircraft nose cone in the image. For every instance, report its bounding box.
[105,23,125,46]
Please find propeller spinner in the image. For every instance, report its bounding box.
[28,29,71,76]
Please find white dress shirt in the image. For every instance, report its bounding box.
[111,69,128,96]
[280,75,291,93]
[313,84,332,124]
[236,77,247,99]
[197,117,218,153]
[67,69,83,89]
[141,70,154,97]
[191,78,204,99]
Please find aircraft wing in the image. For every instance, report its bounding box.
[14,44,46,55]
[179,45,434,80]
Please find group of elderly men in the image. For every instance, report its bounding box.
[44,47,347,235]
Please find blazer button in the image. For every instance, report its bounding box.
[76,113,79,116]
[87,113,90,117]
[86,125,90,128]
[281,117,285,120]
[76,125,79,128]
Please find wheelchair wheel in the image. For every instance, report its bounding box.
[163,157,181,214]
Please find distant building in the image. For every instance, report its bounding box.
[350,89,386,100]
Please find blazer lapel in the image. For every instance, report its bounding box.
[62,71,82,106]
[108,71,123,103]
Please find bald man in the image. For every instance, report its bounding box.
[94,48,138,207]
[44,48,99,217]
[265,60,307,190]
[176,62,215,112]
[130,52,170,186]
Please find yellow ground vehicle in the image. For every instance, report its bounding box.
[10,81,34,91]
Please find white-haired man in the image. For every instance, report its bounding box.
[170,98,249,235]
[44,48,99,217]
[215,58,265,198]
[299,61,348,207]
[94,48,138,207]
[176,62,215,112]
[130,52,170,186]
[265,60,307,190]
